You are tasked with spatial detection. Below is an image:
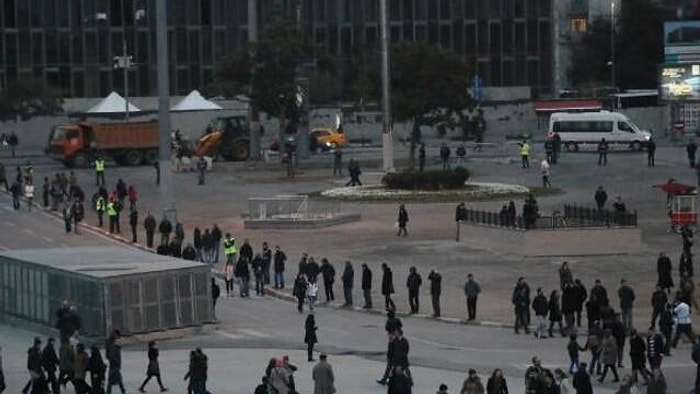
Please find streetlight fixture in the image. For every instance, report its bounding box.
[379,0,394,173]
[113,41,134,121]
[610,0,616,89]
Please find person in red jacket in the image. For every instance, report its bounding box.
[127,185,138,209]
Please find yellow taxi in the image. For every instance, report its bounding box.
[309,127,347,148]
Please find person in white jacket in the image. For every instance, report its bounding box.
[554,369,574,394]
[672,300,694,347]
[24,181,34,211]
[307,280,319,311]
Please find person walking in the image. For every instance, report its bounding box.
[211,278,220,318]
[532,288,549,339]
[211,225,222,264]
[519,140,531,168]
[657,252,674,294]
[594,186,608,211]
[618,279,635,333]
[320,258,336,303]
[597,138,609,166]
[650,286,668,329]
[688,139,698,168]
[396,204,409,236]
[361,263,373,309]
[138,341,168,393]
[72,199,84,235]
[41,337,59,394]
[461,368,484,394]
[428,269,442,318]
[88,345,106,394]
[572,363,592,394]
[418,143,426,172]
[629,329,650,385]
[598,329,620,383]
[106,330,126,394]
[144,212,156,249]
[22,337,42,394]
[486,368,508,394]
[440,143,451,170]
[512,278,531,334]
[382,263,396,311]
[304,314,318,362]
[672,299,694,348]
[224,261,234,297]
[333,148,343,177]
[196,157,207,185]
[274,245,287,289]
[647,369,667,394]
[540,158,551,188]
[406,266,422,314]
[341,261,353,306]
[58,338,74,389]
[567,334,583,374]
[548,289,564,337]
[647,327,665,370]
[647,137,656,167]
[73,343,91,394]
[306,279,318,310]
[312,354,335,394]
[236,256,251,298]
[293,274,308,313]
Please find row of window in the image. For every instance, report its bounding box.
[552,121,639,133]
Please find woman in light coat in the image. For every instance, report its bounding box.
[269,358,291,394]
[598,329,620,383]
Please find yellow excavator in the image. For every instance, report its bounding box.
[193,115,251,160]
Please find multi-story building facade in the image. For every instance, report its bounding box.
[0,0,554,98]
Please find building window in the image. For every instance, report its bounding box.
[569,17,587,33]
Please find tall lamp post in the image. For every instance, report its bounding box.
[113,39,133,121]
[609,0,616,89]
[379,0,394,172]
[156,0,176,221]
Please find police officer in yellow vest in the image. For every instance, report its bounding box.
[95,194,106,227]
[224,233,237,264]
[519,140,531,169]
[95,157,105,187]
[107,199,118,234]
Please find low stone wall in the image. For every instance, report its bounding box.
[458,223,643,257]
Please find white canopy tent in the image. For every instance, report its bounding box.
[87,91,141,114]
[171,90,223,111]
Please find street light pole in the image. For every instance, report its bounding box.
[610,0,616,89]
[122,37,130,121]
[156,0,176,222]
[379,0,394,173]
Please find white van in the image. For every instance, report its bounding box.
[548,111,652,151]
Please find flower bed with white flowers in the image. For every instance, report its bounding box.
[318,181,532,202]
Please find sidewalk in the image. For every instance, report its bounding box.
[0,324,617,394]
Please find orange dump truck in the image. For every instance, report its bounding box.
[46,121,159,167]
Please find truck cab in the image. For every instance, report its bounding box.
[46,123,92,167]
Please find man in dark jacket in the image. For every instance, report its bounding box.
[129,208,138,243]
[261,242,272,285]
[274,245,287,289]
[629,329,650,385]
[464,274,481,321]
[428,270,442,318]
[42,337,59,394]
[239,239,253,264]
[618,279,635,333]
[158,216,172,246]
[573,279,587,327]
[320,258,336,302]
[562,282,577,333]
[650,286,668,329]
[512,277,531,334]
[211,224,222,264]
[688,139,698,168]
[594,186,608,211]
[382,263,396,311]
[532,288,549,339]
[341,261,354,306]
[590,279,609,308]
[211,278,220,318]
[572,363,592,394]
[106,330,125,394]
[143,212,156,248]
[22,337,42,394]
[647,327,665,370]
[657,252,674,294]
[406,267,422,314]
[361,263,373,309]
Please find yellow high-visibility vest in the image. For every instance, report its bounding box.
[107,202,117,216]
[224,237,237,255]
[95,159,105,172]
[520,142,531,156]
[96,196,105,211]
